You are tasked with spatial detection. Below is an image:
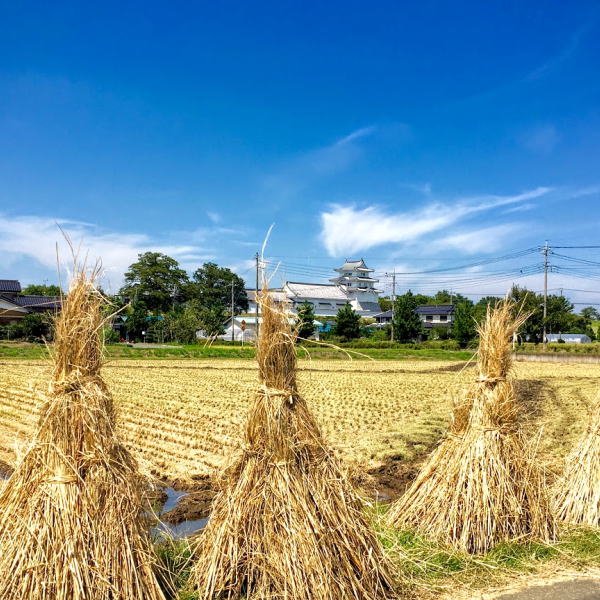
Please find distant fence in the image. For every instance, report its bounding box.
[513,353,600,364]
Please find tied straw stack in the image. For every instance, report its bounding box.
[386,301,556,554]
[191,289,396,600]
[0,266,165,600]
[554,393,600,526]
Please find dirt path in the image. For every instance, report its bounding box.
[494,579,600,599]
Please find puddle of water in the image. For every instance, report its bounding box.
[162,487,187,512]
[151,486,209,539]
[154,517,209,539]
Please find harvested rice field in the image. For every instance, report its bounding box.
[0,358,597,487]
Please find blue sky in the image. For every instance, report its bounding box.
[1,1,600,303]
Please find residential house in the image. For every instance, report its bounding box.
[209,316,323,342]
[373,304,456,331]
[415,304,455,330]
[0,280,62,325]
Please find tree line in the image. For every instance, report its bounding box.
[3,252,598,345]
[114,252,248,342]
[376,287,598,345]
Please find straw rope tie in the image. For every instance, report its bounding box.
[472,424,513,434]
[258,384,296,405]
[447,424,514,439]
[44,474,78,484]
[52,373,102,395]
[476,375,506,384]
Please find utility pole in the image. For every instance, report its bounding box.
[390,269,396,341]
[450,289,454,305]
[255,251,260,340]
[542,241,549,350]
[230,278,235,344]
[385,270,397,341]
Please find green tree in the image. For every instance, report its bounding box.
[452,302,476,346]
[103,327,120,344]
[21,284,61,296]
[334,303,360,340]
[393,290,422,342]
[429,290,472,306]
[197,305,226,337]
[580,307,600,321]
[378,296,392,312]
[190,262,248,314]
[431,325,451,340]
[507,286,584,342]
[295,302,316,340]
[166,305,202,344]
[545,295,575,334]
[13,313,51,340]
[563,313,596,340]
[508,286,544,343]
[473,296,503,322]
[122,302,148,341]
[120,252,190,313]
[295,302,315,339]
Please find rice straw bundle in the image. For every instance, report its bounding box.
[191,290,395,600]
[386,302,556,554]
[554,394,600,526]
[0,266,165,600]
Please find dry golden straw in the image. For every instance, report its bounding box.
[386,301,556,554]
[554,393,600,526]
[0,265,165,599]
[191,290,395,600]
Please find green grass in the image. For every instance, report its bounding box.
[154,538,195,600]
[0,342,472,361]
[153,503,600,598]
[377,515,600,594]
[0,343,48,359]
[153,519,600,599]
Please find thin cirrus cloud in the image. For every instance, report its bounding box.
[261,126,381,200]
[518,124,560,155]
[0,214,219,288]
[319,187,551,256]
[431,224,524,254]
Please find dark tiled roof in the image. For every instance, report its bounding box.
[357,301,382,312]
[373,310,393,319]
[0,280,21,293]
[10,295,62,309]
[0,295,26,309]
[416,304,455,316]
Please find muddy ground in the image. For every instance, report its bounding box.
[0,460,14,479]
[1,451,420,526]
[156,455,424,525]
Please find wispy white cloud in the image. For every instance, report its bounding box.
[0,214,245,289]
[431,224,523,254]
[519,124,560,154]
[401,182,433,196]
[525,22,594,81]
[320,187,550,256]
[503,202,537,214]
[335,126,377,145]
[568,185,600,199]
[262,126,377,199]
[206,211,221,224]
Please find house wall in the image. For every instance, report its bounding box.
[420,314,454,325]
[0,299,28,325]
